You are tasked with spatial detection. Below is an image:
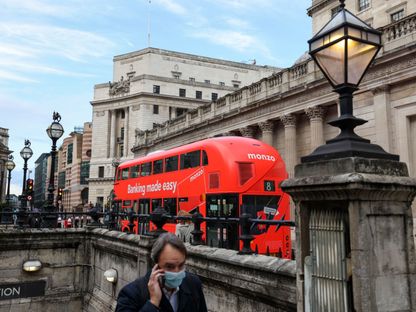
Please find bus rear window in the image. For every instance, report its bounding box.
[180,150,201,169]
[122,168,129,180]
[141,162,151,176]
[165,156,178,172]
[202,150,208,166]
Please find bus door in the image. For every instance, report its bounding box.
[242,195,282,253]
[206,194,239,250]
[139,199,150,235]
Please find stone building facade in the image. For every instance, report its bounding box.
[89,48,280,206]
[56,122,92,211]
[0,127,12,203]
[132,1,416,228]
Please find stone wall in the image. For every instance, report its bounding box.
[0,227,296,312]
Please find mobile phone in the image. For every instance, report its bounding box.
[158,275,165,288]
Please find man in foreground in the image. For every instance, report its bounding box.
[116,232,208,312]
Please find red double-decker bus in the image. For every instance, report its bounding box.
[114,136,291,258]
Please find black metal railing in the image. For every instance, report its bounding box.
[0,206,295,256]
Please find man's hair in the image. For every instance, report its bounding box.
[151,232,188,263]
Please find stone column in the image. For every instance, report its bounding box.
[124,107,129,158]
[239,126,255,138]
[372,86,392,152]
[109,110,116,158]
[280,114,297,178]
[258,121,274,146]
[281,157,416,312]
[305,106,325,151]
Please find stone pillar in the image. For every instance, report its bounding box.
[280,114,297,178]
[305,106,325,152]
[281,157,416,312]
[372,86,392,152]
[124,107,129,158]
[239,126,255,138]
[258,121,274,146]
[109,110,116,158]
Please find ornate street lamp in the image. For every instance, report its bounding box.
[302,0,398,162]
[17,140,33,227]
[45,112,64,227]
[1,155,15,224]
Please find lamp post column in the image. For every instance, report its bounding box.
[44,112,64,228]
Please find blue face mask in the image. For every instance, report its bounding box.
[164,270,186,289]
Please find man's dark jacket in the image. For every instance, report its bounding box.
[115,271,207,312]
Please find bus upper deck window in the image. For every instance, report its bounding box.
[141,162,151,176]
[202,150,208,166]
[130,165,140,178]
[165,155,178,172]
[122,168,129,180]
[153,159,163,174]
[180,150,201,169]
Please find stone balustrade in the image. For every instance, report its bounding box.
[0,227,296,312]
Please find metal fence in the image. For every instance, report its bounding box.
[0,206,295,256]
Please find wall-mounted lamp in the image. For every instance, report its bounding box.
[104,268,118,284]
[23,260,42,272]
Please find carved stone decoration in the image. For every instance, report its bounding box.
[258,121,274,133]
[305,106,326,121]
[371,85,390,96]
[239,126,256,138]
[280,114,296,127]
[109,76,130,96]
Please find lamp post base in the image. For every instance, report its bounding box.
[302,113,399,163]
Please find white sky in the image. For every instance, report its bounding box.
[0,0,312,193]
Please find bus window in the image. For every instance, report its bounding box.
[116,169,121,181]
[152,198,162,210]
[141,162,152,176]
[122,168,129,180]
[133,200,138,213]
[180,150,201,169]
[123,200,132,207]
[130,165,140,178]
[153,159,163,174]
[165,155,178,172]
[242,195,279,235]
[164,198,177,216]
[202,150,208,166]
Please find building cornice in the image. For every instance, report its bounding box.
[113,47,281,71]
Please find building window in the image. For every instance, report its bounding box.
[211,93,218,101]
[233,84,240,88]
[189,77,195,82]
[391,9,404,22]
[119,144,124,157]
[67,143,73,164]
[120,127,124,139]
[80,161,90,185]
[153,105,159,114]
[173,73,180,79]
[196,91,202,99]
[219,82,225,86]
[120,110,125,119]
[153,85,160,94]
[98,166,104,178]
[358,0,370,11]
[176,108,187,116]
[179,88,186,97]
[204,79,210,84]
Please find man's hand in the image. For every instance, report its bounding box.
[148,264,164,307]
